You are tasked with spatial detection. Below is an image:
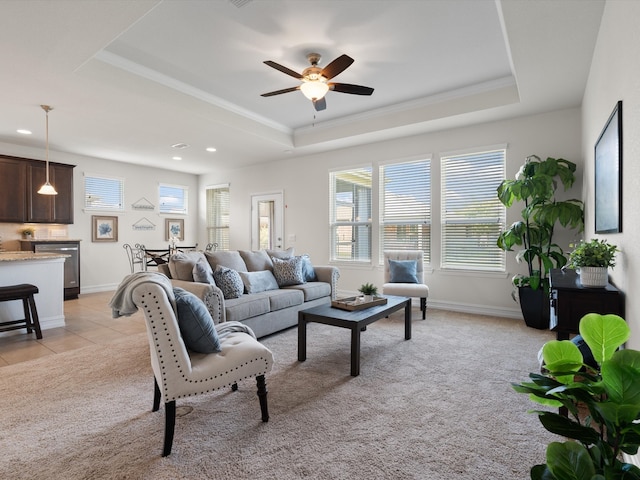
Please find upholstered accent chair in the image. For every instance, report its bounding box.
[382,250,429,319]
[131,280,274,456]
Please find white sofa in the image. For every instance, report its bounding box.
[157,249,340,338]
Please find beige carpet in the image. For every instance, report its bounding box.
[0,309,556,479]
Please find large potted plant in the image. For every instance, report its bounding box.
[568,238,618,287]
[497,155,584,329]
[513,313,640,479]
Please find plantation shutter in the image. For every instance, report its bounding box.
[441,149,506,270]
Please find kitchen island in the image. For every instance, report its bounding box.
[0,251,68,332]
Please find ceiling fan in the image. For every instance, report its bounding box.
[260,53,374,111]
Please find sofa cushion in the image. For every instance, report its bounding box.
[239,250,273,272]
[213,266,244,299]
[284,282,331,302]
[389,259,418,283]
[271,256,305,287]
[263,289,304,311]
[239,270,279,294]
[266,247,295,260]
[173,287,221,354]
[224,295,270,322]
[192,257,215,285]
[205,250,248,273]
[169,252,207,281]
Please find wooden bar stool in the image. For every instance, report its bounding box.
[0,284,42,339]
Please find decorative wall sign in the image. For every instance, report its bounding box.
[132,197,156,210]
[595,100,623,233]
[132,217,156,231]
[165,218,184,241]
[92,215,118,242]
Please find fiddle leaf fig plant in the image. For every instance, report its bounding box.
[497,155,584,292]
[513,313,640,479]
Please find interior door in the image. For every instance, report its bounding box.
[251,192,284,251]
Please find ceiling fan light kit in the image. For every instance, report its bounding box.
[261,52,374,112]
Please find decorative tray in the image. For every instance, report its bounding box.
[331,295,388,311]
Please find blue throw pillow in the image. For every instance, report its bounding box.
[299,254,317,282]
[389,259,418,283]
[173,287,221,353]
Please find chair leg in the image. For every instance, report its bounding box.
[256,375,269,422]
[22,298,32,334]
[421,297,427,320]
[162,400,176,457]
[27,296,42,339]
[153,378,161,412]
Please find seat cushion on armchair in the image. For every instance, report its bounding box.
[173,287,221,354]
[389,259,418,283]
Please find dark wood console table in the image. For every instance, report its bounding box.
[549,268,624,340]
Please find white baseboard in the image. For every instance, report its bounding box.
[80,284,119,295]
[336,290,522,319]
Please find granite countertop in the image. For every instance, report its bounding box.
[0,251,70,262]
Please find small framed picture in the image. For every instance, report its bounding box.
[165,218,184,241]
[92,215,118,242]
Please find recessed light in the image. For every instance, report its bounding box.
[206,147,217,152]
[172,156,182,161]
[17,129,32,135]
[171,143,190,149]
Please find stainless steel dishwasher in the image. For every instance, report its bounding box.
[34,243,80,299]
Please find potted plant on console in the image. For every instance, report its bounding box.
[567,238,618,287]
[497,155,584,329]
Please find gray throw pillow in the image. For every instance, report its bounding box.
[204,250,248,273]
[213,265,244,299]
[192,257,215,285]
[266,247,295,260]
[239,270,279,294]
[173,287,221,353]
[168,252,206,281]
[239,250,273,272]
[389,259,418,283]
[271,256,305,287]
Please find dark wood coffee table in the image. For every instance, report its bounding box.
[298,295,411,376]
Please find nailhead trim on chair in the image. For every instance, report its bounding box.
[139,292,271,401]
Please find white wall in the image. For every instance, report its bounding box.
[0,141,199,293]
[582,0,640,348]
[199,107,582,317]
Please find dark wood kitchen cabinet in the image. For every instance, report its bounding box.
[0,155,75,224]
[549,268,624,340]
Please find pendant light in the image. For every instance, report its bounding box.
[37,104,58,195]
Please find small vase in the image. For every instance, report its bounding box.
[363,295,374,302]
[578,267,608,288]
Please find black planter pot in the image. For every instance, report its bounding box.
[518,286,550,330]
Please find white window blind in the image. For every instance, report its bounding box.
[329,167,372,262]
[159,184,188,215]
[379,159,431,263]
[84,174,124,211]
[441,149,506,271]
[206,185,230,250]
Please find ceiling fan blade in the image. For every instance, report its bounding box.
[261,86,300,97]
[263,60,303,79]
[313,97,326,111]
[330,83,374,96]
[320,54,354,80]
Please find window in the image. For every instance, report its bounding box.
[206,185,230,250]
[84,174,124,211]
[159,184,188,215]
[330,167,372,262]
[441,148,506,271]
[379,159,431,263]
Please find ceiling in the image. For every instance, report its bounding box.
[0,0,604,174]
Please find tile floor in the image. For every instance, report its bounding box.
[0,291,145,367]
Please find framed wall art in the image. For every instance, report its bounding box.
[92,215,118,242]
[594,100,623,234]
[165,218,184,241]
